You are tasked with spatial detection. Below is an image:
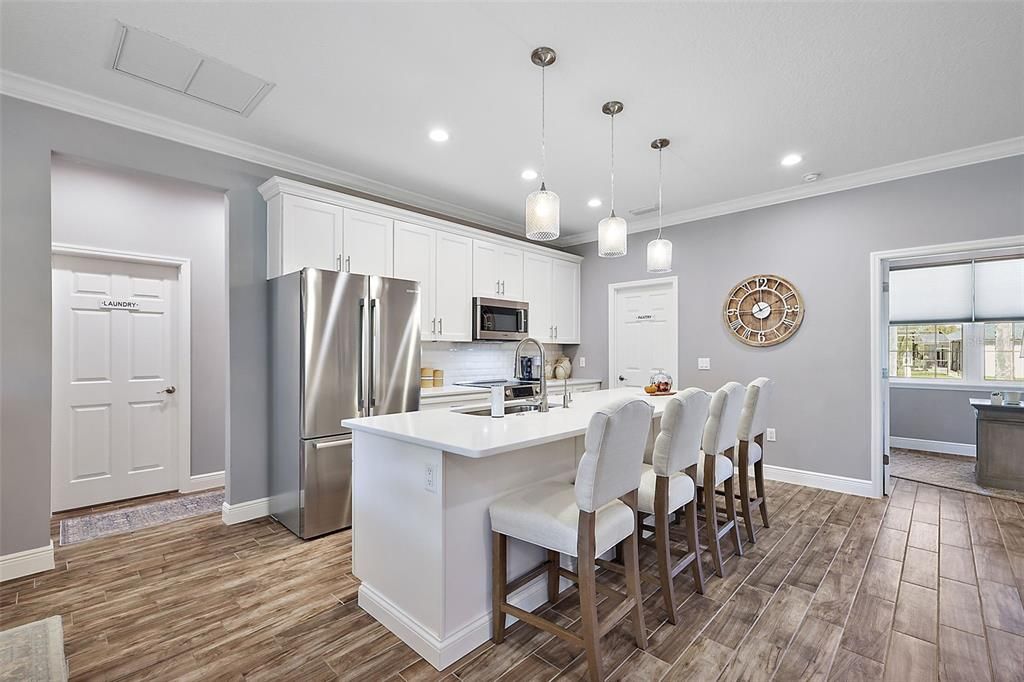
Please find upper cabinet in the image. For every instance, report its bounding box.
[473,240,525,300]
[259,177,581,344]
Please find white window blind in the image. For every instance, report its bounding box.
[974,258,1024,321]
[889,263,973,323]
[889,256,1024,323]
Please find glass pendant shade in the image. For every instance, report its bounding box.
[598,214,627,257]
[646,238,673,273]
[525,186,560,241]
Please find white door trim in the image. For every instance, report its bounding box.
[51,243,194,494]
[869,235,1024,498]
[607,276,679,388]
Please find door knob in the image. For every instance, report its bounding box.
[618,376,626,382]
[158,386,177,394]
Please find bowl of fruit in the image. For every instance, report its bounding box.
[644,372,675,396]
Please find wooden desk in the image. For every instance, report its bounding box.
[971,398,1024,491]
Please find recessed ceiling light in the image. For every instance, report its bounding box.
[429,128,449,142]
[780,153,803,167]
[587,198,602,208]
[521,169,538,180]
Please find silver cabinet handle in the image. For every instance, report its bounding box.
[157,386,176,395]
[439,318,443,335]
[554,325,558,338]
[431,318,436,335]
[501,280,505,295]
[345,256,351,272]
[336,255,342,271]
[496,279,500,294]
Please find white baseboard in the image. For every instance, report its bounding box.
[359,573,553,671]
[0,540,55,582]
[890,437,976,458]
[180,470,226,493]
[221,497,270,525]
[762,464,875,498]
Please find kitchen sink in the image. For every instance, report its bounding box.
[457,402,561,417]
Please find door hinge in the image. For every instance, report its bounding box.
[882,281,889,293]
[881,368,889,379]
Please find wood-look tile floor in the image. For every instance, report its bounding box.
[2,479,1023,680]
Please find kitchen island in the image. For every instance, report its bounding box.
[342,388,673,669]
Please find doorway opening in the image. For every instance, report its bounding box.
[869,236,1024,499]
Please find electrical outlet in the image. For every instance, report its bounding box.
[424,463,437,493]
[766,428,777,442]
[697,357,711,370]
[579,356,586,368]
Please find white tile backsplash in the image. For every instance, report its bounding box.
[421,342,566,384]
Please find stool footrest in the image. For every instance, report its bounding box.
[506,562,552,595]
[501,603,584,648]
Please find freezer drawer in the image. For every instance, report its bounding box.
[299,435,353,538]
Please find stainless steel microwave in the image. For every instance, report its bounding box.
[473,297,529,341]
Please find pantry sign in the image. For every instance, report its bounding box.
[100,299,140,310]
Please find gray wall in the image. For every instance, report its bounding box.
[569,156,1024,481]
[51,156,228,475]
[889,387,989,446]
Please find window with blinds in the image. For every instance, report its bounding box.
[889,257,1024,324]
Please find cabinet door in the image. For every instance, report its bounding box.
[551,260,580,343]
[472,240,501,297]
[434,232,473,341]
[393,221,436,340]
[499,247,525,300]
[343,209,393,276]
[523,253,553,343]
[280,195,344,274]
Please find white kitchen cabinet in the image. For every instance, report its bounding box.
[523,253,554,342]
[473,241,525,300]
[265,195,393,278]
[394,222,472,342]
[551,259,580,343]
[342,209,393,276]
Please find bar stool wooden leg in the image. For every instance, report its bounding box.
[653,477,677,624]
[723,475,744,557]
[684,496,705,594]
[737,440,757,544]
[621,490,647,650]
[755,435,770,528]
[576,511,603,682]
[491,531,507,644]
[703,457,725,577]
[546,550,560,603]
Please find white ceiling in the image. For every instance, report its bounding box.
[2,2,1022,244]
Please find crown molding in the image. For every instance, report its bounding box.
[556,136,1024,247]
[0,69,525,237]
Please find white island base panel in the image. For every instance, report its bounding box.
[352,431,584,670]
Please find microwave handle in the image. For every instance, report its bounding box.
[517,309,527,333]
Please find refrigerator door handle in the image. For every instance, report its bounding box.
[358,298,366,414]
[368,297,379,413]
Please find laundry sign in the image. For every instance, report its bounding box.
[100,299,140,310]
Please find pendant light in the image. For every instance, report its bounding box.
[525,47,559,241]
[646,138,673,273]
[598,101,627,257]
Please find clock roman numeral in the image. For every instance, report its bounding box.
[730,319,743,331]
[782,317,795,327]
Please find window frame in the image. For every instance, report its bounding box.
[889,321,1024,391]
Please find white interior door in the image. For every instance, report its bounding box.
[52,254,181,511]
[611,279,678,388]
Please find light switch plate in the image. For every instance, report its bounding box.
[697,358,711,370]
[766,428,776,442]
[579,356,586,368]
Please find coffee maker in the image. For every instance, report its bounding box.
[518,355,542,381]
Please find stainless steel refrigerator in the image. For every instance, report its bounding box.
[269,268,421,538]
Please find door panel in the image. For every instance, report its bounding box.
[434,232,473,341]
[300,269,365,438]
[500,247,525,300]
[551,260,579,342]
[612,281,677,388]
[472,240,500,297]
[281,194,343,274]
[368,276,422,416]
[524,254,553,342]
[394,221,436,340]
[52,255,180,511]
[301,436,353,537]
[343,209,393,276]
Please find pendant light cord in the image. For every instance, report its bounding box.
[657,147,664,239]
[610,113,616,214]
[540,65,546,185]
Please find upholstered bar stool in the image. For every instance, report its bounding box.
[697,382,746,577]
[736,377,774,542]
[489,397,653,682]
[635,388,710,623]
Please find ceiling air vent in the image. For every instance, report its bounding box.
[111,23,274,117]
[629,204,660,217]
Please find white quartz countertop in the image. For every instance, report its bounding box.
[420,378,602,400]
[343,387,671,458]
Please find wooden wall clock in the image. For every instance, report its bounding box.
[723,274,804,347]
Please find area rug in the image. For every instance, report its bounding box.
[891,448,1024,504]
[0,616,67,681]
[59,489,224,546]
